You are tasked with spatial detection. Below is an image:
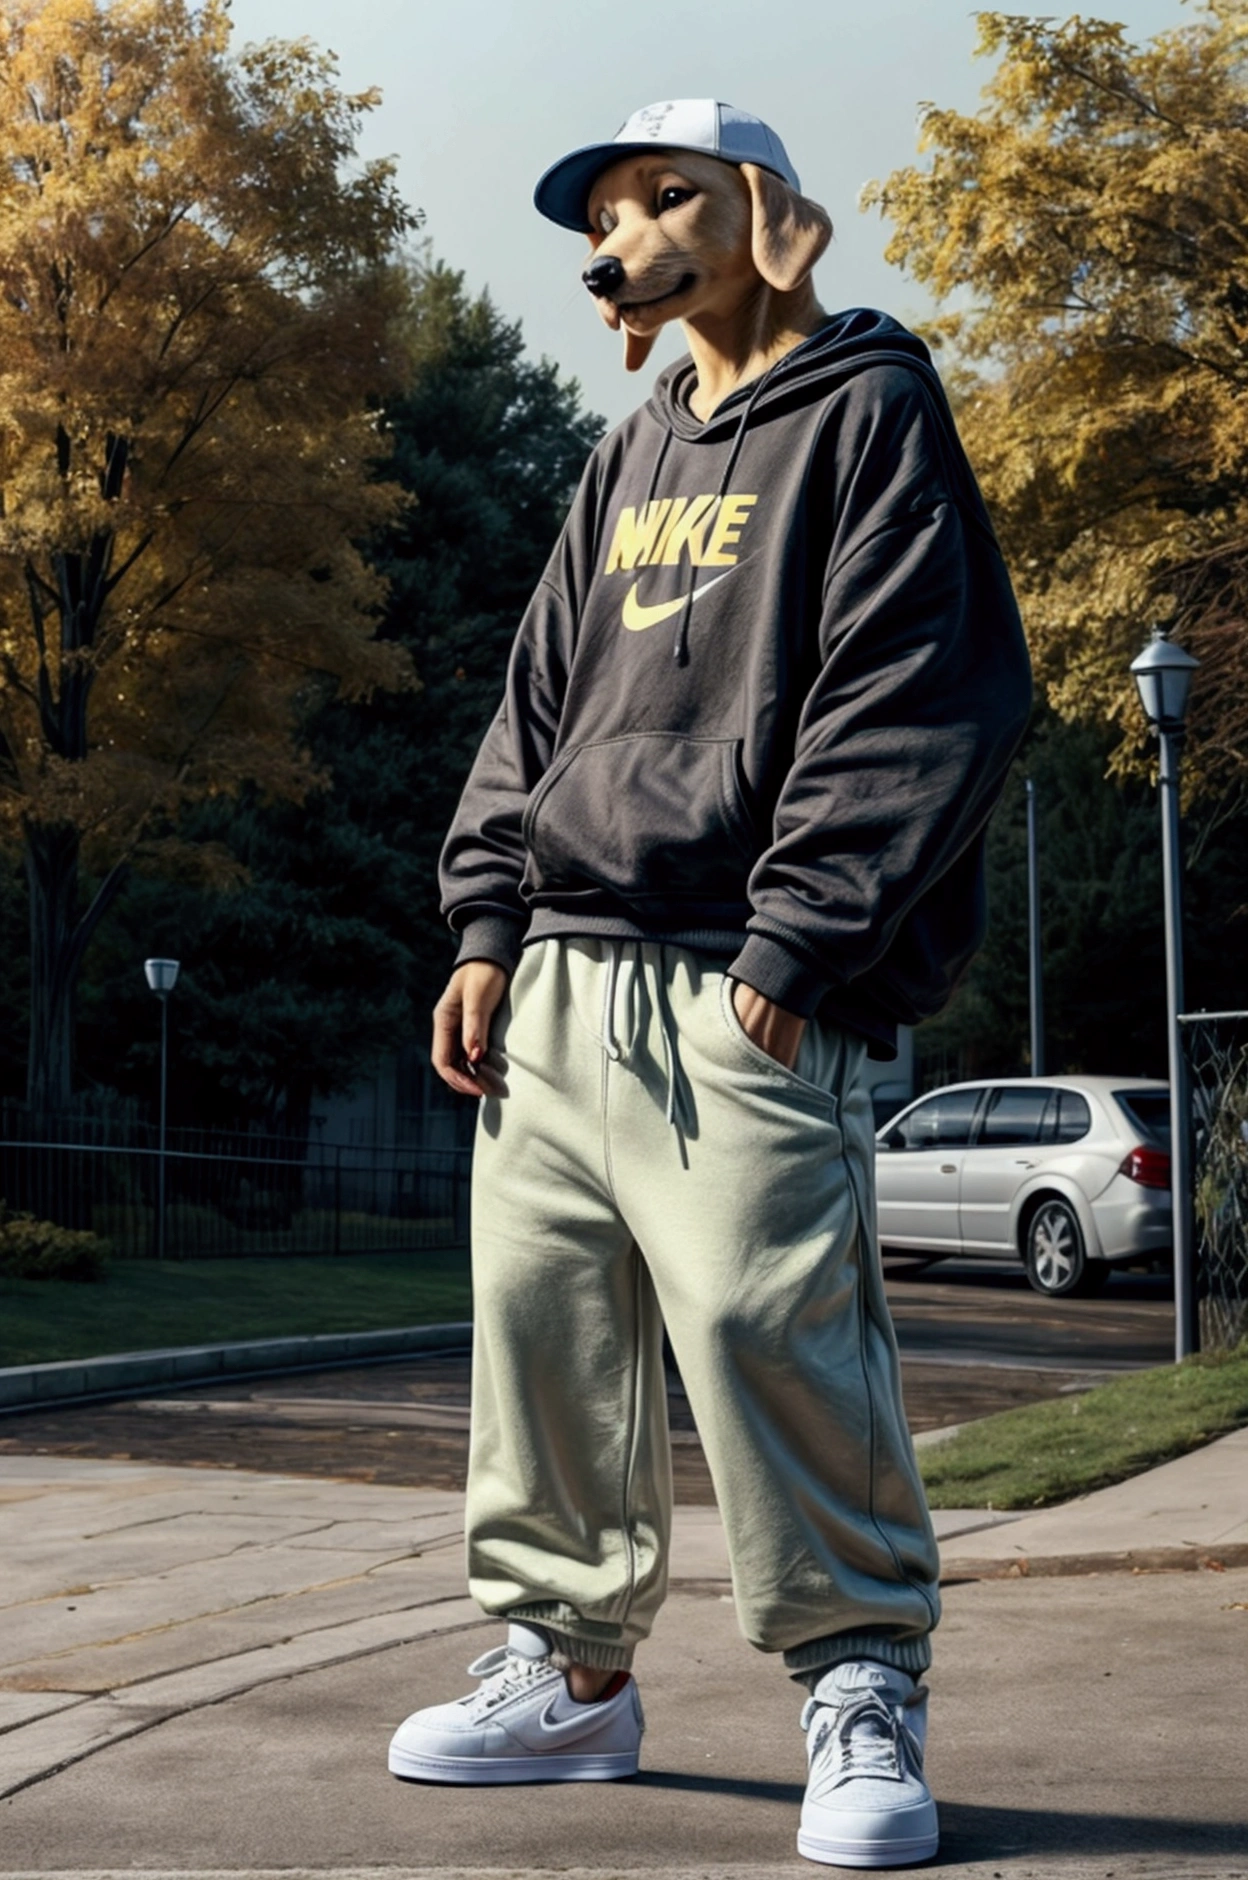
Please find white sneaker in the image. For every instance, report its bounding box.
[388,1622,644,1784]
[797,1660,938,1869]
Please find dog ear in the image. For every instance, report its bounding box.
[741,162,832,293]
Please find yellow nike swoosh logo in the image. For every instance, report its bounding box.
[621,569,736,632]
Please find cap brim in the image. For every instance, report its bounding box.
[534,141,669,232]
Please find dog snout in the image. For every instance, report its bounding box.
[583,255,626,300]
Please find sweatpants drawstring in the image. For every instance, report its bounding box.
[653,954,678,1126]
[598,943,689,1160]
[652,949,690,1167]
[602,944,622,1062]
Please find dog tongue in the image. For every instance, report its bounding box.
[624,327,657,372]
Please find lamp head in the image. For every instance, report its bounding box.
[1130,627,1199,731]
[144,958,180,996]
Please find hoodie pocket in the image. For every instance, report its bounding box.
[522,733,754,915]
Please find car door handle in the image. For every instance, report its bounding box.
[940,1164,957,1174]
[1013,1158,1036,1168]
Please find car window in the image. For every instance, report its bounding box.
[1053,1090,1092,1143]
[888,1089,980,1149]
[977,1086,1053,1147]
[1114,1089,1170,1146]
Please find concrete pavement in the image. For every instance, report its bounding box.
[1,1437,1245,1877]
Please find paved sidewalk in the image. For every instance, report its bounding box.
[934,1424,1248,1578]
[1,1439,1245,1877]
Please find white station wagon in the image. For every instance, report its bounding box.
[875,1075,1172,1296]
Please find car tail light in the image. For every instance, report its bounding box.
[1120,1146,1171,1189]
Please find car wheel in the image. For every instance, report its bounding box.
[1023,1198,1096,1297]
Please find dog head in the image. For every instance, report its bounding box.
[580,152,832,372]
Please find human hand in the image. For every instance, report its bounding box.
[432,961,511,1097]
[731,979,806,1071]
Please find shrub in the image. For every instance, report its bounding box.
[218,1184,295,1232]
[163,1202,237,1256]
[91,1202,154,1256]
[0,1203,110,1282]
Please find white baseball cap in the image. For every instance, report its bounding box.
[534,99,801,233]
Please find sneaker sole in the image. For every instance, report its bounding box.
[388,1745,640,1784]
[797,1821,939,1869]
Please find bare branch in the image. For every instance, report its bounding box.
[95,203,193,314]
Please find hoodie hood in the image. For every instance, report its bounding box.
[647,308,939,442]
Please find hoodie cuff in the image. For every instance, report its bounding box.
[453,915,526,976]
[727,933,831,1019]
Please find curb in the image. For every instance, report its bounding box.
[0,1321,473,1415]
[939,1540,1248,1583]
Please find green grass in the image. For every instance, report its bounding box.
[919,1343,1248,1510]
[0,1251,472,1368]
[90,1202,460,1259]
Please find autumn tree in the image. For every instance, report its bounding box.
[0,0,416,1110]
[863,5,1248,801]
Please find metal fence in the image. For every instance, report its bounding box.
[0,1112,471,1259]
[1183,1011,1248,1352]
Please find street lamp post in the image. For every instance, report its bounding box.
[1130,628,1200,1361]
[1026,777,1045,1076]
[144,958,180,1260]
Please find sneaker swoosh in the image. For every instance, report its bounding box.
[505,1690,626,1749]
[621,568,736,632]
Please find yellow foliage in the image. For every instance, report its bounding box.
[863,4,1248,798]
[0,0,418,861]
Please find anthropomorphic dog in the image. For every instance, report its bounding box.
[389,101,1031,1870]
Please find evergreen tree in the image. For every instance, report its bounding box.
[357,258,607,997]
[68,260,604,1131]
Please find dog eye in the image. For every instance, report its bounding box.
[597,208,617,235]
[657,186,696,213]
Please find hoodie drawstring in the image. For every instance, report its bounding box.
[641,423,672,517]
[671,357,787,667]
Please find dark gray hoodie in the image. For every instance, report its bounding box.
[439,308,1031,1055]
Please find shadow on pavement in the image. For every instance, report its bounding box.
[635,1769,805,1802]
[938,1799,1247,1862]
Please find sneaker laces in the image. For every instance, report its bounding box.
[460,1643,556,1714]
[801,1688,921,1789]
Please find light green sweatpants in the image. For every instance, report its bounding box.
[466,938,940,1676]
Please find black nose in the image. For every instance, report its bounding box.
[583,255,626,299]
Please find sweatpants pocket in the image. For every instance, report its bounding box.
[716,974,841,1117]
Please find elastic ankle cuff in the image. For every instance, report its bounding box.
[546,1630,634,1672]
[785,1630,932,1688]
[507,1604,635,1672]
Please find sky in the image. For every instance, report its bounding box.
[228,0,1190,429]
